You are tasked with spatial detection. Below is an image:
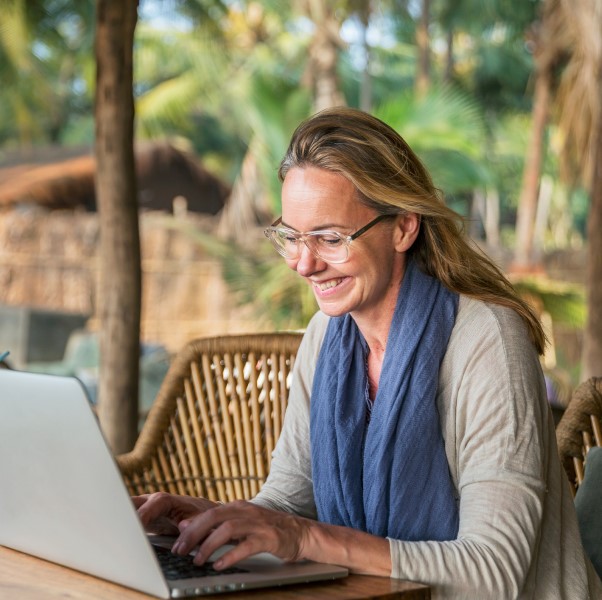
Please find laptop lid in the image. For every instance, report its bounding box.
[0,370,347,598]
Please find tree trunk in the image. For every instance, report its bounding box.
[581,79,602,381]
[415,0,431,95]
[94,0,141,454]
[444,29,454,84]
[532,174,554,264]
[358,1,372,112]
[484,188,501,251]
[513,63,550,272]
[305,0,345,111]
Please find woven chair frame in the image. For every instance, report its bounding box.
[556,377,602,496]
[117,332,303,502]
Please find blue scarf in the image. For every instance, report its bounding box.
[310,259,459,541]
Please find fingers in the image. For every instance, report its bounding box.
[131,494,150,509]
[172,506,223,556]
[171,502,305,569]
[194,519,266,569]
[136,492,179,527]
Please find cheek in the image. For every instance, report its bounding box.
[285,257,299,271]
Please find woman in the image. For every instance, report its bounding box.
[136,108,602,598]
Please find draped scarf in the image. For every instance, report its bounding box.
[310,259,459,541]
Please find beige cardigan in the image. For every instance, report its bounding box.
[254,296,602,599]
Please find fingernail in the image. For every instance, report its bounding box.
[214,559,223,569]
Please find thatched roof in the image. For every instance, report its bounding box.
[0,141,230,214]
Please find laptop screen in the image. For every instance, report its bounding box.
[0,370,347,598]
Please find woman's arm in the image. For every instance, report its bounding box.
[170,499,391,574]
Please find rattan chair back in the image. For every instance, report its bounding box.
[556,377,602,495]
[117,332,303,502]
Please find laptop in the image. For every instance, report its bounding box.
[0,370,348,598]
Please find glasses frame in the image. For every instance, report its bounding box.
[263,214,394,264]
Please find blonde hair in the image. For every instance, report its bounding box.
[279,107,546,354]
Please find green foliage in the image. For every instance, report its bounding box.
[436,0,538,35]
[134,21,230,137]
[486,112,530,219]
[512,277,586,328]
[339,41,417,109]
[243,73,312,213]
[570,187,590,238]
[0,0,95,146]
[471,38,533,113]
[376,87,490,194]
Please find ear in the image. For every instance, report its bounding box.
[393,212,420,253]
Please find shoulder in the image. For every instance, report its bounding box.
[453,295,532,348]
[446,295,543,381]
[444,294,544,392]
[293,311,330,382]
[300,311,330,357]
[440,295,548,478]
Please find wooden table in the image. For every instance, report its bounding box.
[0,545,430,599]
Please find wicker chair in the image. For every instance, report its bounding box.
[556,377,602,495]
[117,332,303,502]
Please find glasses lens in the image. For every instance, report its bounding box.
[307,232,348,263]
[265,227,298,258]
[264,227,349,263]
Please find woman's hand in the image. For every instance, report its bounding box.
[133,492,218,536]
[135,494,391,577]
[171,500,312,569]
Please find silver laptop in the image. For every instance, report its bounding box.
[0,370,348,598]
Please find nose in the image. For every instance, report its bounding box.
[292,242,324,277]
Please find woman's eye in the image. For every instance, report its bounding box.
[317,235,343,247]
[278,231,299,244]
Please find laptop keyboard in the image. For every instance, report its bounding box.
[152,544,248,580]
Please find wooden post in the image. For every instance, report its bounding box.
[94,0,141,453]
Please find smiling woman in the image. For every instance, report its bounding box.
[134,108,602,599]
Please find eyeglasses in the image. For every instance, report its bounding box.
[263,214,394,264]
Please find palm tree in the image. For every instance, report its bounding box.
[548,0,602,380]
[512,0,567,272]
[415,0,431,95]
[300,0,347,111]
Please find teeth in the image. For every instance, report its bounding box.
[316,278,342,291]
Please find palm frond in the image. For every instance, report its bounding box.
[136,72,204,135]
[376,87,490,193]
[545,0,602,187]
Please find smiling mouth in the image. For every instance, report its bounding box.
[313,278,344,292]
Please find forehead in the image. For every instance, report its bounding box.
[281,166,372,229]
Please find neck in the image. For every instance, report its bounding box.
[351,278,403,360]
[352,299,396,403]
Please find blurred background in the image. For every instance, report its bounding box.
[1,0,599,445]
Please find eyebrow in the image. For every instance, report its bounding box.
[280,220,346,232]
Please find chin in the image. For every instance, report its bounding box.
[315,301,350,318]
